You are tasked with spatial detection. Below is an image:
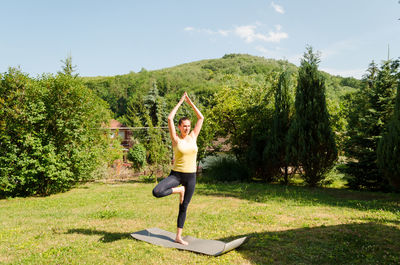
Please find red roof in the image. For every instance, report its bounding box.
[109,119,124,129]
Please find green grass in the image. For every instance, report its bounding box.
[0,180,399,264]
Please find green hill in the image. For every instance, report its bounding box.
[82,54,362,118]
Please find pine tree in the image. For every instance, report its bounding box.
[123,82,167,129]
[377,83,400,190]
[286,46,337,186]
[59,54,77,77]
[263,70,293,183]
[123,82,170,175]
[145,82,160,127]
[343,60,399,191]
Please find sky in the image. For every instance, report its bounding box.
[1,0,399,79]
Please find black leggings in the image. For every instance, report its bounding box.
[152,170,196,228]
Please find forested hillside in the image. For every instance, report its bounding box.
[82,53,378,187]
[82,54,360,118]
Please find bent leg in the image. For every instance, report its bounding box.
[152,173,180,198]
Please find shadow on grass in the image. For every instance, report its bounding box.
[66,228,131,243]
[218,222,400,265]
[66,223,400,264]
[195,182,400,214]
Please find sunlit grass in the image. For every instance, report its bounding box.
[0,179,399,264]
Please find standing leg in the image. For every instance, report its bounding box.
[175,173,196,245]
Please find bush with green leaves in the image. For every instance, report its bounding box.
[202,155,249,182]
[0,68,112,197]
[128,144,147,171]
[208,74,276,179]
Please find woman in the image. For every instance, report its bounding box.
[152,92,204,245]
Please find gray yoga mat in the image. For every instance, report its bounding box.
[131,228,247,256]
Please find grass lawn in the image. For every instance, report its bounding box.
[0,179,399,264]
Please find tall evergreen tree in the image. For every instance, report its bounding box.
[286,46,337,187]
[377,82,400,190]
[123,82,167,129]
[145,82,163,127]
[343,60,399,191]
[122,82,170,171]
[59,54,78,77]
[263,70,293,183]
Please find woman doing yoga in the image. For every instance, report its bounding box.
[152,92,204,245]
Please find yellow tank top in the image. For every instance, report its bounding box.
[172,136,198,173]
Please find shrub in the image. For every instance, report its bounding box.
[128,144,147,171]
[202,155,249,182]
[0,68,112,197]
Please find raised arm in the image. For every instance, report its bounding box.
[168,93,186,145]
[185,92,204,138]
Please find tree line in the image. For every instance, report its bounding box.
[1,48,399,197]
[90,48,399,192]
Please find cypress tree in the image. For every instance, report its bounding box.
[263,70,293,183]
[377,83,400,190]
[286,46,337,187]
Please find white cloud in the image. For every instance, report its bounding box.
[234,25,258,42]
[184,26,230,36]
[184,24,288,43]
[217,30,229,36]
[266,25,288,42]
[271,1,285,14]
[234,24,288,43]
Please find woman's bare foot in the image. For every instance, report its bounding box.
[175,237,189,245]
[179,186,185,204]
[171,186,185,204]
[175,227,188,245]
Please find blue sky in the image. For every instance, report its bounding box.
[1,0,399,78]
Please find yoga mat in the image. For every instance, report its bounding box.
[131,228,247,256]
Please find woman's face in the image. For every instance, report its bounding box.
[178,120,191,137]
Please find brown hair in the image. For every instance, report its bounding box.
[178,117,191,125]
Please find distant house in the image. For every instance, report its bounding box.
[108,119,133,152]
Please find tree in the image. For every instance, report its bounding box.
[377,82,400,190]
[209,75,274,161]
[263,70,294,183]
[145,82,167,128]
[0,68,112,197]
[286,46,337,187]
[342,59,399,191]
[59,54,78,77]
[123,93,147,127]
[128,143,147,171]
[122,82,170,175]
[208,74,276,180]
